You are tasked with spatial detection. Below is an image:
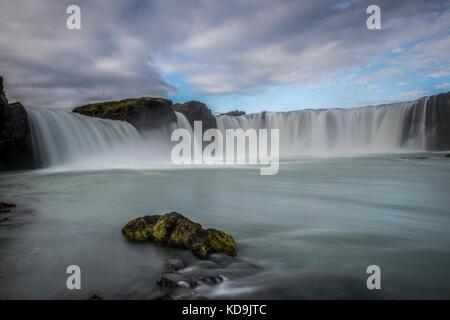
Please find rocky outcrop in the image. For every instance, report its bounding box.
[73,97,177,131]
[0,76,36,171]
[220,110,246,116]
[173,101,217,132]
[122,212,237,258]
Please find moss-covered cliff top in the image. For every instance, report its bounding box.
[73,97,172,117]
[72,97,177,130]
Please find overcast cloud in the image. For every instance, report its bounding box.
[0,0,449,109]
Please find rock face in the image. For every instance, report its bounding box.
[0,76,35,171]
[402,92,450,150]
[427,92,450,150]
[173,101,217,132]
[73,97,177,131]
[122,212,237,258]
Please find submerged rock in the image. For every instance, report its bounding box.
[73,97,177,131]
[166,258,187,271]
[0,76,36,171]
[158,273,189,291]
[156,258,225,299]
[122,212,237,258]
[0,201,15,213]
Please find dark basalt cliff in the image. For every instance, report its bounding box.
[425,92,450,150]
[73,97,178,131]
[173,101,217,132]
[401,91,450,150]
[0,76,35,171]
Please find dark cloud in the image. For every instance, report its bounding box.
[0,0,449,107]
[0,0,176,107]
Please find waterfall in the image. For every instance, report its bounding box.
[26,107,141,167]
[216,98,435,156]
[175,111,193,132]
[24,94,446,170]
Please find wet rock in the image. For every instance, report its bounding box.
[166,258,187,271]
[122,212,237,258]
[157,263,224,299]
[0,76,36,171]
[73,97,177,132]
[192,274,224,287]
[0,202,15,213]
[157,273,189,291]
[173,101,217,132]
[170,288,193,300]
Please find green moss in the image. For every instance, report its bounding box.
[168,219,204,248]
[122,212,237,258]
[205,229,237,256]
[121,217,151,241]
[150,212,180,242]
[74,97,172,118]
[192,244,208,258]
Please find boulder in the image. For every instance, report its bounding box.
[173,101,217,132]
[122,212,237,258]
[0,76,36,171]
[73,97,177,131]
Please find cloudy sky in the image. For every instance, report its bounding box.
[1,0,450,113]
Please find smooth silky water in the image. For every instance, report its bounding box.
[1,155,450,299]
[1,100,450,299]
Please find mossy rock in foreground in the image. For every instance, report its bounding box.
[122,212,237,258]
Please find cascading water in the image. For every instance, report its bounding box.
[24,95,444,169]
[26,107,142,167]
[174,111,193,132]
[216,98,435,156]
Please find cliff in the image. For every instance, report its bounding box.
[0,76,35,171]
[73,97,177,131]
[173,101,217,132]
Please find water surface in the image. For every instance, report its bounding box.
[1,153,450,299]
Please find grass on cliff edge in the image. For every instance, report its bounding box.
[73,97,172,116]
